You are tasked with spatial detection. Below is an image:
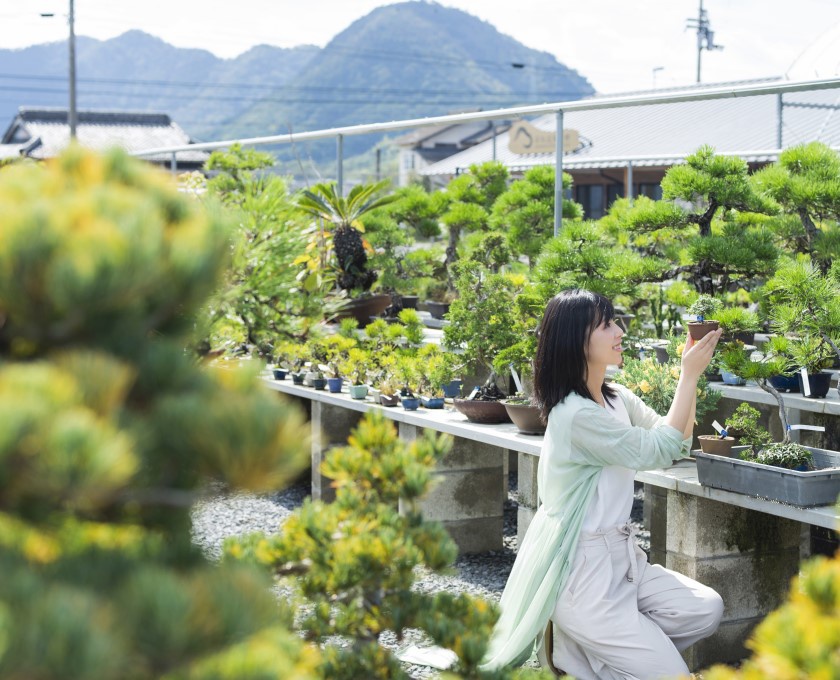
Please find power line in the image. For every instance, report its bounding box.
[0,82,580,104]
[0,72,581,98]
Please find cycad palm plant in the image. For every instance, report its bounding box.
[297,180,396,294]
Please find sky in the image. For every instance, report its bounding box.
[1,0,840,94]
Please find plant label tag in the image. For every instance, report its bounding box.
[467,386,480,400]
[790,424,826,432]
[509,364,523,394]
[800,367,811,396]
[712,420,725,435]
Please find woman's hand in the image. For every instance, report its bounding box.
[680,329,722,381]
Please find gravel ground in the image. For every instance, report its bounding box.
[191,473,650,678]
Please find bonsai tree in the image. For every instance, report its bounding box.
[443,260,524,398]
[752,141,840,270]
[196,144,330,356]
[615,146,780,295]
[339,347,370,387]
[530,220,662,305]
[489,165,583,266]
[686,294,723,340]
[762,259,840,367]
[224,413,504,679]
[439,161,509,289]
[725,403,773,455]
[0,146,317,678]
[716,339,815,466]
[715,305,761,342]
[296,180,397,295]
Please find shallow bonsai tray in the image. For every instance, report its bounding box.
[694,445,840,507]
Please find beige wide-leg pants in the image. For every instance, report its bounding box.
[551,523,723,680]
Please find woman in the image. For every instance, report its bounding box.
[481,289,723,679]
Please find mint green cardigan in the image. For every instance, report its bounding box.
[480,385,691,670]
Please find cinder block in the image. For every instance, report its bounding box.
[517,504,537,545]
[415,468,505,522]
[646,483,668,564]
[310,402,365,502]
[441,516,504,554]
[518,452,540,509]
[682,617,760,672]
[666,492,801,559]
[666,549,799,619]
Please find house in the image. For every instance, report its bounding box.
[419,78,840,219]
[394,117,511,186]
[0,108,209,169]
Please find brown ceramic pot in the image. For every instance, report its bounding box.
[502,401,546,435]
[698,435,736,457]
[687,320,719,341]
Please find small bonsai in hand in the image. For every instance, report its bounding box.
[687,294,723,321]
[686,295,723,341]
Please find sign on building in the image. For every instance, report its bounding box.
[508,120,579,155]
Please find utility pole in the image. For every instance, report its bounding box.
[68,0,77,138]
[40,1,78,139]
[686,0,723,83]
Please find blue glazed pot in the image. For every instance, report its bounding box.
[768,374,800,393]
[421,396,445,409]
[272,368,287,380]
[312,378,327,391]
[442,380,463,398]
[720,371,746,386]
[401,397,420,411]
[327,377,343,393]
[291,373,305,385]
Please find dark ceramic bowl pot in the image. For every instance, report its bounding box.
[452,398,511,424]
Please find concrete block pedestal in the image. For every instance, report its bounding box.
[310,400,363,503]
[648,490,801,670]
[399,422,506,554]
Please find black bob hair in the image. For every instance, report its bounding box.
[533,289,618,422]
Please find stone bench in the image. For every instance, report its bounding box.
[266,376,839,671]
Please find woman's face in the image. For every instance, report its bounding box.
[585,317,624,367]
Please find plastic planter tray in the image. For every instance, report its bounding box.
[694,445,840,507]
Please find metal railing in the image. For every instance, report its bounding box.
[133,77,840,236]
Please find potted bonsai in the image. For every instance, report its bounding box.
[762,260,840,395]
[341,348,371,400]
[417,349,454,409]
[494,337,545,435]
[325,360,344,394]
[788,335,835,398]
[443,261,523,424]
[296,180,398,327]
[686,294,723,340]
[716,306,761,345]
[377,374,400,407]
[698,429,736,457]
[724,403,773,455]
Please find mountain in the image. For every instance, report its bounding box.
[0,30,319,141]
[226,1,594,158]
[0,2,593,157]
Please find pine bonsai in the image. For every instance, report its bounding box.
[489,165,583,266]
[224,413,502,679]
[615,146,779,295]
[0,147,316,678]
[752,141,840,270]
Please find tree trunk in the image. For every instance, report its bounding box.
[757,378,791,444]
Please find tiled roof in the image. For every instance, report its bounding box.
[420,81,840,176]
[1,108,209,164]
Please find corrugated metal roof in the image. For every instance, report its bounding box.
[2,108,209,164]
[420,84,840,176]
